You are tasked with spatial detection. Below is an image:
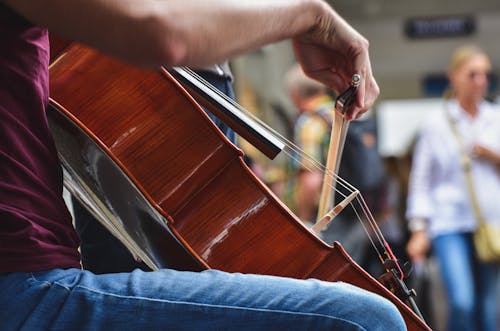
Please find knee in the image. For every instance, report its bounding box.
[366,294,407,331]
[338,285,406,331]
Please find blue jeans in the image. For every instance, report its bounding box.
[0,268,406,331]
[433,232,499,331]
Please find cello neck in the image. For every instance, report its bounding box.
[167,67,284,160]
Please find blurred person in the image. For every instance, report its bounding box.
[0,1,410,330]
[284,64,335,224]
[406,45,500,331]
[285,64,387,267]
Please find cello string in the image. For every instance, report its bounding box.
[180,70,383,221]
[179,68,356,195]
[354,194,405,279]
[185,67,405,276]
[178,67,402,272]
[180,67,386,243]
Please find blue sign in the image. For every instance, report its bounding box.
[405,16,475,39]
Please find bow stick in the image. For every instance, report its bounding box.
[315,74,360,223]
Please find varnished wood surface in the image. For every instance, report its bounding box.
[49,43,431,331]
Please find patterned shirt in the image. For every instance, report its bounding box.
[284,95,334,211]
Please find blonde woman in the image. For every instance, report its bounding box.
[406,45,500,331]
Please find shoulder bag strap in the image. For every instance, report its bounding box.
[445,109,486,226]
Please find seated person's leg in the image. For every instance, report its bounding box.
[1,267,406,330]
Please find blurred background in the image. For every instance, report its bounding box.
[231,0,500,171]
[225,1,500,330]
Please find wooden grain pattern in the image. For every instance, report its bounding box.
[49,43,431,331]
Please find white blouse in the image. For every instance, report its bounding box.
[406,99,500,238]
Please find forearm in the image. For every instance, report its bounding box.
[166,0,328,67]
[3,0,327,68]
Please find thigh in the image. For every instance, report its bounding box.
[0,268,405,331]
[432,233,475,306]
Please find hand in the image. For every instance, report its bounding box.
[406,230,430,264]
[292,4,379,120]
[471,144,500,166]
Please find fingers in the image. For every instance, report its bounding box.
[354,74,379,119]
[301,64,379,121]
[342,72,378,120]
[349,46,379,120]
[301,42,379,121]
[291,22,379,120]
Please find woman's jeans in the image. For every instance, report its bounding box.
[433,232,499,331]
[0,268,406,330]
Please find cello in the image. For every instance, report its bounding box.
[48,40,432,331]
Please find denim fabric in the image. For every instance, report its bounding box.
[433,232,499,331]
[0,268,406,331]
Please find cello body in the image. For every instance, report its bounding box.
[48,43,431,330]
